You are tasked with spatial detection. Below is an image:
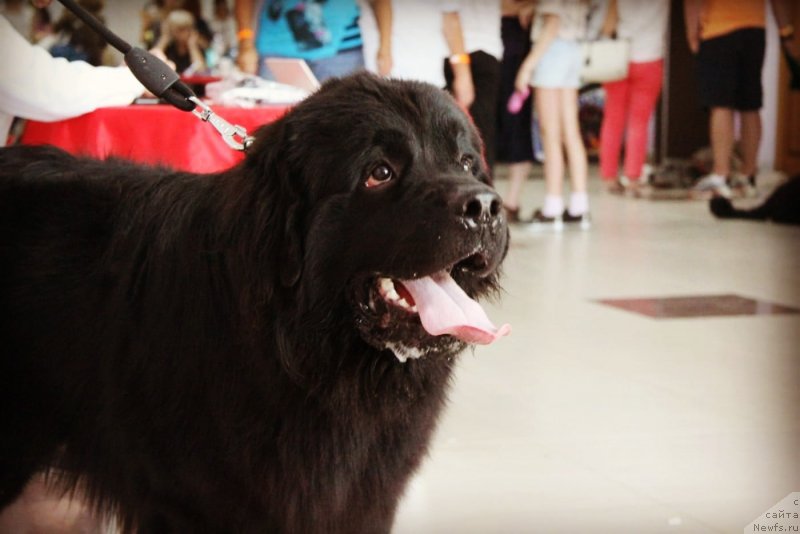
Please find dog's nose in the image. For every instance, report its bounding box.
[459,190,503,225]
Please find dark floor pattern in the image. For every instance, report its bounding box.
[595,294,800,319]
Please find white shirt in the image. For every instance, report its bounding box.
[394,1,449,86]
[440,0,503,60]
[0,15,144,147]
[360,0,501,87]
[534,0,590,42]
[615,0,669,63]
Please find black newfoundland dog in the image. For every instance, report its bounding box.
[0,72,510,532]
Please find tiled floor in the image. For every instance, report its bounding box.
[393,168,800,533]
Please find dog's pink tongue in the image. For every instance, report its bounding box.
[400,272,511,344]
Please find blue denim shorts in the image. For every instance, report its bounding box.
[531,39,583,89]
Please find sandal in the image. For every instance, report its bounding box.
[604,180,626,195]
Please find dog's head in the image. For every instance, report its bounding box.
[242,72,509,362]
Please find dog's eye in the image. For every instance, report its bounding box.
[460,155,475,173]
[365,164,395,188]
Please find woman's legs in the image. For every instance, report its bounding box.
[559,87,588,194]
[504,161,533,212]
[739,110,761,177]
[599,77,630,181]
[623,59,663,180]
[535,87,565,216]
[559,87,589,215]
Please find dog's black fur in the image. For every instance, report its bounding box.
[710,175,800,225]
[0,73,508,532]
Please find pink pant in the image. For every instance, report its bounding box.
[600,59,664,181]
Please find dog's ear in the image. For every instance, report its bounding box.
[244,119,305,288]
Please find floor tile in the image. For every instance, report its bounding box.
[595,294,800,318]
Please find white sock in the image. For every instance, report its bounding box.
[705,173,726,186]
[568,191,589,216]
[542,194,563,218]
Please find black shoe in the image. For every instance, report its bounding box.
[503,204,523,223]
[563,209,591,229]
[527,209,564,231]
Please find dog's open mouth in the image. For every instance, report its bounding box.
[375,272,510,345]
[350,251,510,361]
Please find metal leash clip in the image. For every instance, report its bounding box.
[189,96,255,152]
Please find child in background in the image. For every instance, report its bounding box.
[599,0,669,195]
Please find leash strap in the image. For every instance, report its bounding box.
[56,0,255,151]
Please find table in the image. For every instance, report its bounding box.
[20,104,290,173]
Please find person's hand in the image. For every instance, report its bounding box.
[31,0,51,7]
[187,28,201,51]
[376,46,392,77]
[514,57,535,94]
[236,42,259,75]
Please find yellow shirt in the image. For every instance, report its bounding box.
[701,0,765,40]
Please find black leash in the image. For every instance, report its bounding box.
[56,0,254,151]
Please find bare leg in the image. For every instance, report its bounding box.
[739,110,761,177]
[559,87,588,193]
[709,107,735,176]
[503,161,533,211]
[535,87,564,197]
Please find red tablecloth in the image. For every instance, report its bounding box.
[20,104,290,173]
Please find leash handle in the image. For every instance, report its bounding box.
[55,0,197,110]
[124,48,196,112]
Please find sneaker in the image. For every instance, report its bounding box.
[728,174,757,198]
[527,209,563,232]
[563,209,591,229]
[690,174,732,199]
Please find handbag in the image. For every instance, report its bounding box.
[580,38,630,84]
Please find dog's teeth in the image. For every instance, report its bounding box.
[410,305,418,313]
[386,289,400,301]
[397,298,410,308]
[379,278,395,292]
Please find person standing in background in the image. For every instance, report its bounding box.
[497,0,536,221]
[234,0,390,82]
[514,0,591,229]
[599,0,669,195]
[442,0,503,176]
[685,0,797,198]
[356,0,392,75]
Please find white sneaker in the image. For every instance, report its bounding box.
[690,174,732,199]
[728,174,757,198]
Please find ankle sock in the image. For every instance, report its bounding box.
[542,194,563,218]
[567,191,589,216]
